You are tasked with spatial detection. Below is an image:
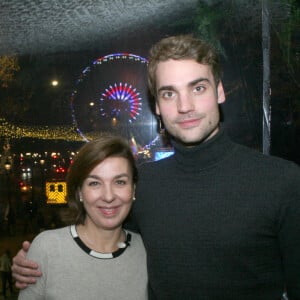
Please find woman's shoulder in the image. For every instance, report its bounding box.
[30,226,71,249]
[124,230,146,261]
[126,229,141,238]
[125,230,144,247]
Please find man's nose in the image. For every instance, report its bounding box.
[177,93,194,112]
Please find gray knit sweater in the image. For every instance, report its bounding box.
[18,226,148,300]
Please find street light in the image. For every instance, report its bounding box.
[4,160,12,203]
[40,159,45,199]
[51,80,58,87]
[4,160,12,235]
[4,161,11,172]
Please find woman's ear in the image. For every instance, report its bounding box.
[78,189,83,202]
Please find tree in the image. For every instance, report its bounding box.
[0,56,20,88]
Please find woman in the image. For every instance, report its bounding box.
[18,135,148,300]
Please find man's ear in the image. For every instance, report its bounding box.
[217,81,226,104]
[155,102,161,115]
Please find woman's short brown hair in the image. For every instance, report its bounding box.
[67,135,138,225]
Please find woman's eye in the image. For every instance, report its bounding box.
[116,180,126,185]
[88,181,99,187]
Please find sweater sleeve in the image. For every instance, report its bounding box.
[18,232,49,300]
[278,163,300,299]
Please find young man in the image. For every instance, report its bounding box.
[12,35,300,299]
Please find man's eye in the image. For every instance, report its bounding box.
[194,86,205,93]
[162,91,174,98]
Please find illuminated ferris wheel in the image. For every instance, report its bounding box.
[99,82,142,123]
[70,52,159,150]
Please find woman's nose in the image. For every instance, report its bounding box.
[102,186,115,203]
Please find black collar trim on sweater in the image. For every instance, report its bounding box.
[70,225,131,259]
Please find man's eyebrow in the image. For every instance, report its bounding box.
[188,77,210,87]
[157,77,211,93]
[157,85,176,93]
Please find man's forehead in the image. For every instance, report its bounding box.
[156,59,214,89]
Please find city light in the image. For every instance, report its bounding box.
[51,80,59,86]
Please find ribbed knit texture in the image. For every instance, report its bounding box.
[18,226,148,300]
[132,128,300,300]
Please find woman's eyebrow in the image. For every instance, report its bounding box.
[86,173,129,180]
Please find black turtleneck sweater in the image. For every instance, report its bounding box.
[132,128,300,300]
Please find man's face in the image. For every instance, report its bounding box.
[155,59,225,145]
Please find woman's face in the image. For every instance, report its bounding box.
[79,156,134,231]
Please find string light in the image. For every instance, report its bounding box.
[0,118,83,141]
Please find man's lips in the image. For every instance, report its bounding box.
[177,118,201,129]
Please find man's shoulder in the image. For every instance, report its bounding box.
[233,142,300,174]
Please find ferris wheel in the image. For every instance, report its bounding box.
[70,52,160,152]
